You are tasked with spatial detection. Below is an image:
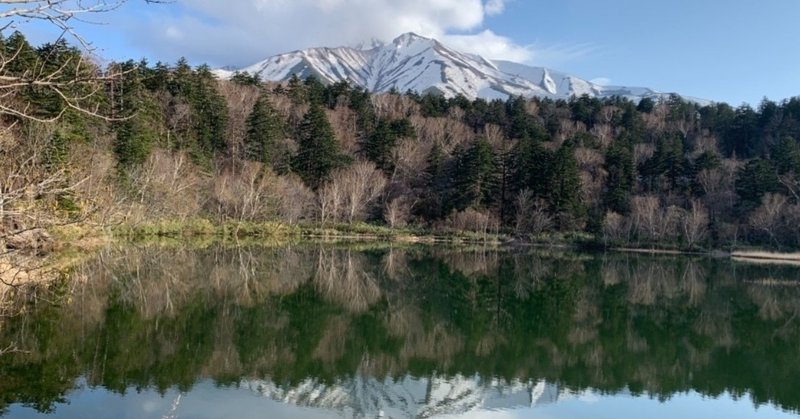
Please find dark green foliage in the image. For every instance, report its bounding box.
[415,142,446,219]
[189,65,229,155]
[230,71,262,86]
[244,93,282,165]
[736,158,780,207]
[637,97,656,113]
[548,143,585,226]
[4,32,97,121]
[513,137,584,226]
[142,61,171,91]
[362,118,415,173]
[419,93,449,117]
[507,96,543,139]
[688,150,721,195]
[322,80,351,108]
[4,31,38,76]
[514,137,552,198]
[111,60,158,167]
[303,75,326,105]
[42,131,69,170]
[287,74,305,104]
[450,137,498,211]
[772,137,800,175]
[570,95,602,127]
[604,139,635,213]
[293,102,348,188]
[722,105,760,158]
[642,135,689,191]
[114,118,154,167]
[666,95,698,125]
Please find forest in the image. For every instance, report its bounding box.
[3,31,800,251]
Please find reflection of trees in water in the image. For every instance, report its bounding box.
[314,248,381,314]
[599,257,707,306]
[2,246,800,414]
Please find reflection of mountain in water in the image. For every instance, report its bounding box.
[244,375,565,418]
[1,245,800,416]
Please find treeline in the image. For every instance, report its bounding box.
[5,31,800,249]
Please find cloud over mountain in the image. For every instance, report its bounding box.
[137,0,533,66]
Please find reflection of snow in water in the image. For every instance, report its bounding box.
[242,375,585,418]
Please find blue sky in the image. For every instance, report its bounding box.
[488,0,800,106]
[9,0,800,106]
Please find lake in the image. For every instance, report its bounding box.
[1,244,799,418]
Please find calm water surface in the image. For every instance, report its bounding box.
[1,244,799,418]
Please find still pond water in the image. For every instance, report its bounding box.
[1,244,799,418]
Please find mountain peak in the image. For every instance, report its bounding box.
[352,37,385,51]
[392,32,435,47]
[221,34,705,104]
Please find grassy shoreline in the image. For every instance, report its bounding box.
[44,218,800,266]
[5,219,800,300]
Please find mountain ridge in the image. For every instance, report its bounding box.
[216,32,708,104]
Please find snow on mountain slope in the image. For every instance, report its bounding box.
[241,375,569,418]
[217,33,705,103]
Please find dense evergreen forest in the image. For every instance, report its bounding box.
[4,32,800,250]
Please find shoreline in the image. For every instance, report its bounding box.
[13,219,800,268]
[4,220,800,302]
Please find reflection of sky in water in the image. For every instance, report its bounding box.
[5,380,797,419]
[5,247,800,419]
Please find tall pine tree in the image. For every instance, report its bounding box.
[244,93,282,165]
[293,102,348,188]
[450,137,498,211]
[603,139,635,213]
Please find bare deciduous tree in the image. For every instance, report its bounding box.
[514,189,552,236]
[602,211,630,245]
[682,199,709,249]
[442,208,500,238]
[384,196,412,229]
[212,162,276,222]
[274,174,314,224]
[630,195,680,243]
[0,0,165,123]
[318,178,343,225]
[749,193,788,245]
[340,161,385,222]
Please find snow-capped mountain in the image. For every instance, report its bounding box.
[217,32,704,103]
[241,375,585,419]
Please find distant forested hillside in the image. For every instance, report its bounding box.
[4,32,800,249]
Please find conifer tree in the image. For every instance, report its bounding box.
[304,75,325,105]
[772,137,800,174]
[363,118,415,173]
[451,137,498,211]
[244,93,282,165]
[514,136,552,198]
[287,74,305,104]
[642,135,687,190]
[415,141,447,219]
[603,139,635,213]
[293,102,348,188]
[192,65,228,154]
[736,158,780,208]
[548,143,585,225]
[112,60,157,167]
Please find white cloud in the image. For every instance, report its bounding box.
[444,30,533,63]
[135,0,538,66]
[590,77,612,86]
[484,0,506,15]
